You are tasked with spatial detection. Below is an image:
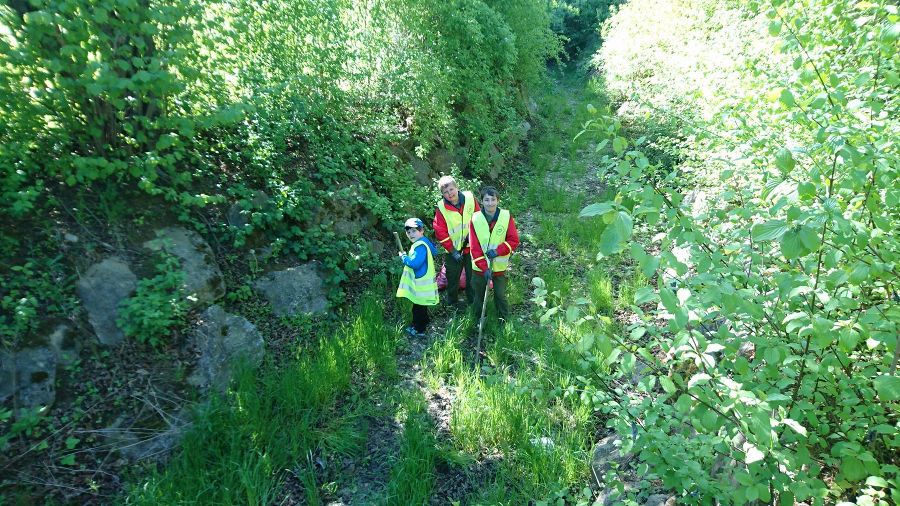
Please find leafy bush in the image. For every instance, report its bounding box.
[570,0,900,503]
[117,256,188,348]
[0,0,213,215]
[1,0,561,342]
[0,248,77,350]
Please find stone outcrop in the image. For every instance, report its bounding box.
[1,325,82,412]
[0,347,56,411]
[144,227,225,305]
[76,257,137,346]
[188,305,265,391]
[253,263,328,317]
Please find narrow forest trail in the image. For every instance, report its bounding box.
[328,69,659,505]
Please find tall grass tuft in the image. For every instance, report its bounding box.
[588,269,614,315]
[385,393,437,505]
[616,269,648,310]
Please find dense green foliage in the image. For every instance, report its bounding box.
[117,255,188,348]
[550,0,623,56]
[4,0,897,503]
[0,0,560,347]
[560,0,899,503]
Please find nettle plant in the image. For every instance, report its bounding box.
[549,1,898,504]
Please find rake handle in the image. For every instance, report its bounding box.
[476,260,492,366]
[392,231,404,254]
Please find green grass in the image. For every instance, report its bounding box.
[536,260,578,304]
[385,393,437,506]
[421,315,468,388]
[616,268,649,310]
[126,292,395,505]
[588,268,614,316]
[447,325,594,504]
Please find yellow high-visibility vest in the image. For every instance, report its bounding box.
[437,191,475,251]
[396,239,439,305]
[471,210,511,273]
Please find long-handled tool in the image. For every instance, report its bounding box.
[475,260,492,366]
[392,231,405,255]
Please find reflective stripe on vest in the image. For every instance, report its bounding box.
[437,191,475,250]
[396,239,439,305]
[471,209,511,273]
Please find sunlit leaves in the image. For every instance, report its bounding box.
[598,211,633,255]
[578,0,900,502]
[751,220,788,241]
[873,375,900,402]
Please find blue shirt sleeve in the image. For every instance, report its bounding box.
[402,244,428,271]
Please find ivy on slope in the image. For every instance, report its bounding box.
[0,0,561,346]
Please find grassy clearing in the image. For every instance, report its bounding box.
[420,316,600,503]
[125,294,396,505]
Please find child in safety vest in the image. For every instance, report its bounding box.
[469,187,520,327]
[396,218,439,337]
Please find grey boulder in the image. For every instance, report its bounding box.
[0,347,56,411]
[144,227,225,305]
[188,305,265,391]
[76,257,137,346]
[253,263,328,317]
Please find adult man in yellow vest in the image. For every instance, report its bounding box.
[396,218,439,337]
[469,186,520,326]
[433,175,480,310]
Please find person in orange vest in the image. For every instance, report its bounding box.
[432,175,480,310]
[469,186,520,327]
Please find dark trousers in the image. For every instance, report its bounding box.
[411,304,429,332]
[445,252,474,306]
[473,274,509,323]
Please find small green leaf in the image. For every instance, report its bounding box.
[675,394,692,413]
[797,181,815,198]
[688,373,711,389]
[781,418,807,436]
[865,476,889,488]
[798,226,820,251]
[576,334,594,353]
[60,454,76,466]
[780,229,804,259]
[840,456,866,482]
[634,287,656,305]
[743,442,765,464]
[779,88,795,107]
[579,202,614,218]
[659,376,676,394]
[775,148,795,172]
[640,255,660,278]
[659,287,678,313]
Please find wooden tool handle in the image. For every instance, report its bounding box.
[392,231,404,253]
